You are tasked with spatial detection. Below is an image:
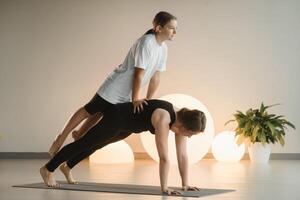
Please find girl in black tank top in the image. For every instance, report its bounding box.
[45,100,176,172]
[42,99,205,194]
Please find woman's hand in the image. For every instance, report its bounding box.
[162,188,182,196]
[132,99,148,114]
[182,186,201,191]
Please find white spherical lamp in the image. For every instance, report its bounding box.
[140,94,215,164]
[212,131,245,162]
[89,141,134,164]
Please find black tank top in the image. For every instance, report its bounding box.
[104,99,176,134]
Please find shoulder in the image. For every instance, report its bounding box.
[151,108,171,127]
[137,34,155,48]
[140,34,155,42]
[150,100,173,119]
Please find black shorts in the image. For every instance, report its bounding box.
[84,94,113,115]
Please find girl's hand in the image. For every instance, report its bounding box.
[182,186,201,191]
[162,188,182,196]
[132,99,148,114]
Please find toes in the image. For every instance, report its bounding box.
[48,182,60,188]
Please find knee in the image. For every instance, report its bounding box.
[93,112,103,120]
[79,107,91,118]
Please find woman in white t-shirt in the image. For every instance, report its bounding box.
[49,11,178,156]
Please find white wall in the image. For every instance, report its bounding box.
[0,0,299,153]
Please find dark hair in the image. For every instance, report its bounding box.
[177,108,206,133]
[145,11,177,35]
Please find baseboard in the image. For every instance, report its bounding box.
[1,152,300,160]
[203,153,300,160]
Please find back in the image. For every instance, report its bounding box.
[104,99,176,134]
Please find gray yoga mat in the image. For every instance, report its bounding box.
[13,181,235,197]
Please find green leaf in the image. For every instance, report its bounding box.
[264,103,281,110]
[246,108,254,117]
[236,135,245,145]
[283,120,296,129]
[266,122,276,137]
[225,119,235,126]
[274,115,285,120]
[259,102,265,113]
[252,125,259,141]
[278,134,285,146]
[260,130,267,144]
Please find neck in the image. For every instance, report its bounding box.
[154,34,165,45]
[170,113,181,133]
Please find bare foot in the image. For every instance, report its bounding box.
[39,166,59,187]
[59,163,78,184]
[72,130,81,141]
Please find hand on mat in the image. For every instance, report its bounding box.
[133,99,148,114]
[182,186,201,191]
[162,188,182,196]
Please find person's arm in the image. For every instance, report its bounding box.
[146,71,161,99]
[132,67,148,113]
[175,134,189,188]
[175,134,201,192]
[152,109,182,195]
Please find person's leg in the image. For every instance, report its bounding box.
[58,132,132,184]
[39,166,59,187]
[49,93,112,157]
[41,134,100,187]
[72,112,102,140]
[41,131,98,187]
[48,107,91,157]
[41,117,119,186]
[66,131,132,169]
[71,94,113,141]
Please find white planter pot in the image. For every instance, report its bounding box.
[248,143,271,163]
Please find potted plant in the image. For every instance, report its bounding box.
[225,103,295,163]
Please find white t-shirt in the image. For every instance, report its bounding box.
[97,34,168,104]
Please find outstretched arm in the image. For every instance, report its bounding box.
[175,134,201,191]
[152,109,181,195]
[155,122,170,192]
[146,71,161,99]
[132,67,148,113]
[175,134,189,187]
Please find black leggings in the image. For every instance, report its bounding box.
[46,117,132,172]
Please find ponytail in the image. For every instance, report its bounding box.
[144,11,177,36]
[144,29,155,35]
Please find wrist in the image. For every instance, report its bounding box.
[182,185,188,190]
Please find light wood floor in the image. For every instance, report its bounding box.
[0,159,299,200]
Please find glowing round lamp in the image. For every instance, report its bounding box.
[89,141,134,164]
[140,93,215,164]
[212,131,245,162]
